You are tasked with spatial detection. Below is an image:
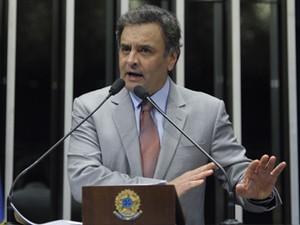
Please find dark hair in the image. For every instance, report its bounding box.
[116,4,182,56]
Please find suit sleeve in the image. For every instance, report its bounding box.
[211,100,282,212]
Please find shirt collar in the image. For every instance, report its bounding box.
[130,77,170,112]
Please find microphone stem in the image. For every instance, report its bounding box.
[5,78,125,224]
[5,196,20,224]
[8,93,112,197]
[146,96,233,187]
[146,96,242,224]
[227,190,237,219]
[6,93,113,224]
[220,190,242,225]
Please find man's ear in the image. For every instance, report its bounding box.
[167,49,180,71]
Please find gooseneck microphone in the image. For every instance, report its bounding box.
[133,85,242,225]
[5,78,125,225]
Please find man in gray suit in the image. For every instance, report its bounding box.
[68,4,286,225]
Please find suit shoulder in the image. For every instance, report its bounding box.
[74,86,111,108]
[77,86,110,99]
[176,85,222,105]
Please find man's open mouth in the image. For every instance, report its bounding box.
[127,72,143,77]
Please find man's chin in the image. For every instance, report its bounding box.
[125,83,139,93]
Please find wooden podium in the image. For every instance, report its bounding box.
[82,185,185,225]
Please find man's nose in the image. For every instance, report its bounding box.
[127,51,138,66]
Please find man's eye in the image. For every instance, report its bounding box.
[140,48,152,54]
[121,46,131,53]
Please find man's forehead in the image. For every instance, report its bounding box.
[122,23,162,36]
[121,24,164,43]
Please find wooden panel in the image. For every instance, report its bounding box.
[82,185,184,225]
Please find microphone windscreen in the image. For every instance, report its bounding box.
[109,78,125,95]
[133,85,149,100]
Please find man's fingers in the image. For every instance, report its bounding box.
[271,161,287,176]
[249,155,285,176]
[256,154,269,173]
[263,156,276,174]
[246,159,260,175]
[186,164,215,181]
[255,155,286,178]
[168,162,217,197]
[193,169,214,180]
[173,179,205,197]
[193,162,217,173]
[187,179,205,189]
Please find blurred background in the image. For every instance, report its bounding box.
[0,0,299,224]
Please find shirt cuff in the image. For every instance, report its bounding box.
[247,192,275,208]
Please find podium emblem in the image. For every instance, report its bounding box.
[113,189,143,221]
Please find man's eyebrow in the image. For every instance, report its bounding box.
[138,44,152,49]
[120,43,152,47]
[120,43,130,47]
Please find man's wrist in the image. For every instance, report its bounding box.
[248,192,275,205]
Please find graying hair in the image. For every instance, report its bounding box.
[116,4,182,55]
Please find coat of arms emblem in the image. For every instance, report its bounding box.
[113,189,143,221]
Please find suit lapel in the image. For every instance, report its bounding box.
[154,81,187,179]
[111,89,143,177]
[110,82,187,180]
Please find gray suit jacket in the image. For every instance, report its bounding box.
[68,80,281,225]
